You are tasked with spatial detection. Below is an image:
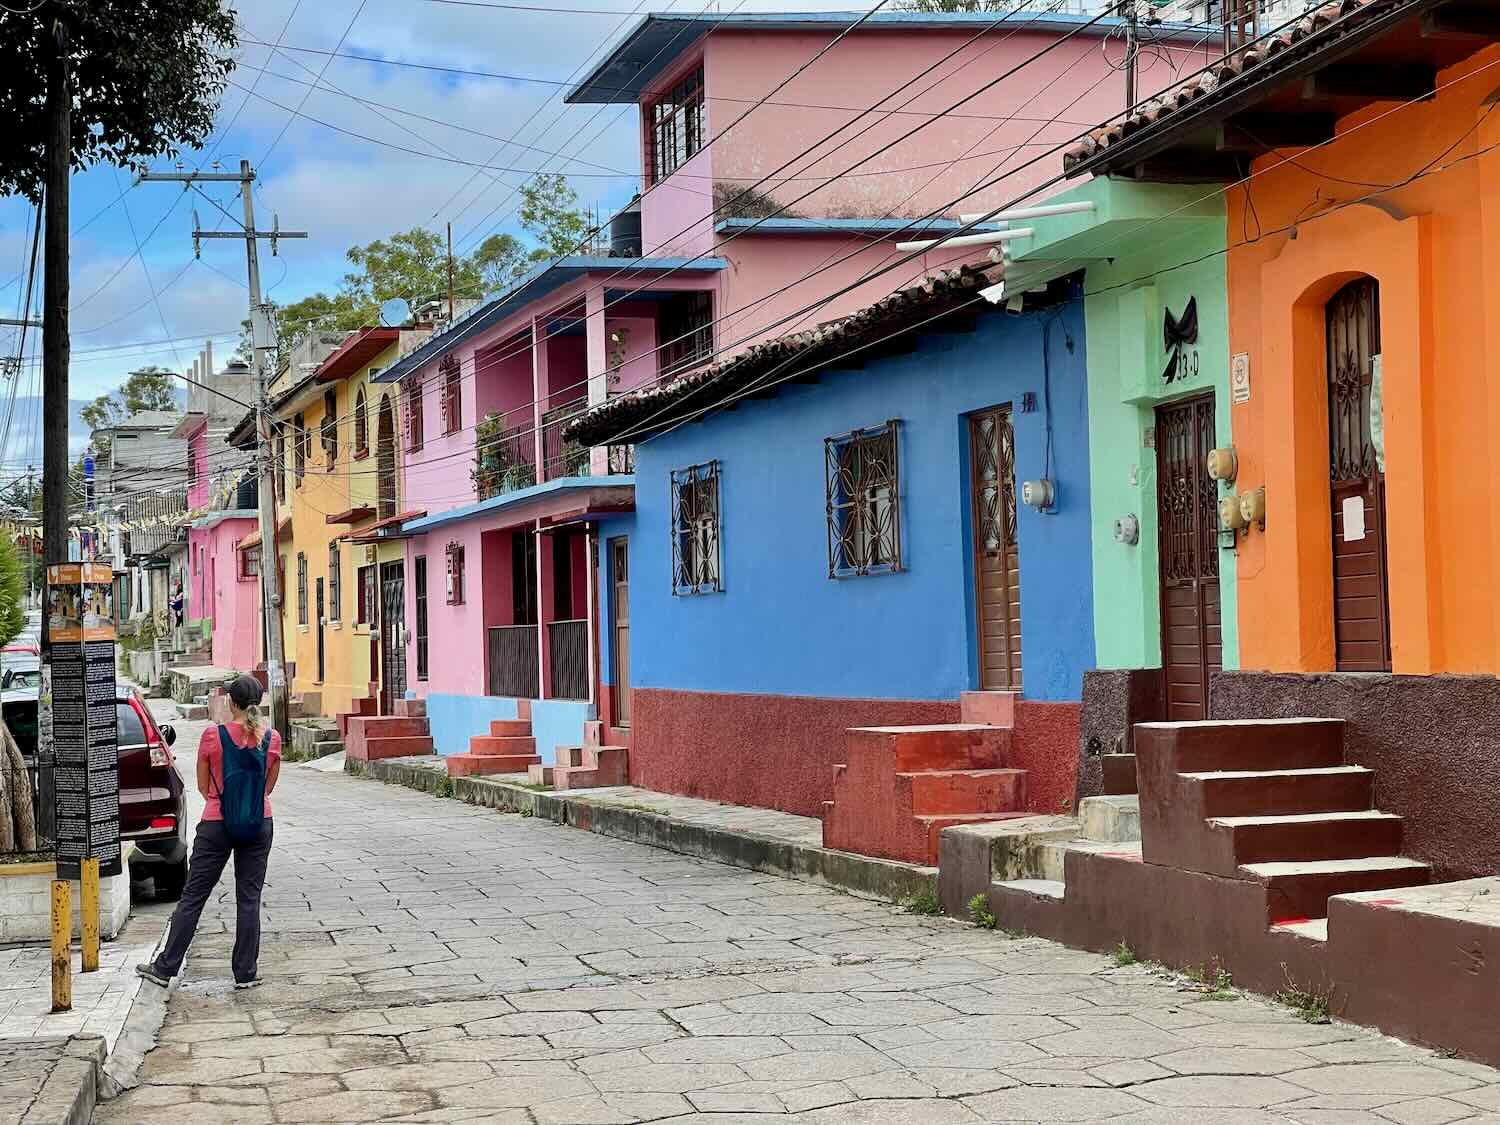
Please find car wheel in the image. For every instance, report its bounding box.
[155,858,187,901]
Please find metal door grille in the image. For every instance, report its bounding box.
[380,562,407,708]
[969,407,1020,690]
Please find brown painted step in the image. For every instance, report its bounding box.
[1212,811,1403,866]
[1102,754,1137,795]
[1240,856,1430,923]
[1140,718,1345,775]
[348,716,429,740]
[362,735,435,760]
[489,719,531,737]
[1183,765,1374,817]
[470,735,537,757]
[903,769,1027,815]
[446,753,539,777]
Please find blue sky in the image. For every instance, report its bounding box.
[0,0,850,473]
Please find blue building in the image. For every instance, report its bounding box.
[569,266,1095,821]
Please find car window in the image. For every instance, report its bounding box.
[116,702,148,746]
[9,670,39,689]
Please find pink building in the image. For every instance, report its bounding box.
[365,9,1212,769]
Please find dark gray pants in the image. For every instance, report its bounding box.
[156,818,273,984]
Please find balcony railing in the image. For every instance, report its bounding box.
[542,400,590,483]
[474,413,537,501]
[548,619,589,700]
[486,624,540,698]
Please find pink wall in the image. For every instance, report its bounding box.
[188,515,259,672]
[404,521,503,698]
[187,426,210,510]
[604,311,657,394]
[475,336,533,425]
[701,28,1212,222]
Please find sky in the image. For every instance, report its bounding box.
[0,0,857,474]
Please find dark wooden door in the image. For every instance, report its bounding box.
[377,395,397,520]
[379,560,407,712]
[610,538,631,726]
[1156,393,1222,720]
[1327,278,1392,671]
[968,407,1021,690]
[315,578,325,683]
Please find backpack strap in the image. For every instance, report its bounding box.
[209,724,234,799]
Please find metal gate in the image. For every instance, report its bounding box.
[379,560,407,712]
[1156,392,1222,720]
[610,538,631,725]
[1327,277,1391,671]
[315,578,325,683]
[968,407,1021,690]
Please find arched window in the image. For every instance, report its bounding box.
[377,393,397,520]
[354,386,368,458]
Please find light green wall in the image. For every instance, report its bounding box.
[1015,179,1238,672]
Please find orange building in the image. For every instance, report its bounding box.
[1065,0,1500,878]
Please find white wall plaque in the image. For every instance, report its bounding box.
[1342,495,1366,542]
[1231,352,1251,404]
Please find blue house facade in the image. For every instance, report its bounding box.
[571,268,1095,818]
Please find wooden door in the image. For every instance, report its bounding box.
[377,395,397,521]
[379,560,407,712]
[1327,277,1392,671]
[610,538,631,726]
[1156,393,1222,719]
[315,577,325,683]
[968,407,1021,690]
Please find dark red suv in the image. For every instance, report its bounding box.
[3,683,189,897]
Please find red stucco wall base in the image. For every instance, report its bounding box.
[629,688,1081,819]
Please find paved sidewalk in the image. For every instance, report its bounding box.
[92,762,1500,1124]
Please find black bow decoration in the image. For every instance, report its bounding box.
[1161,296,1199,384]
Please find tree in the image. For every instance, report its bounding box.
[519,174,590,260]
[0,1,237,202]
[0,534,23,651]
[80,367,179,433]
[471,233,532,292]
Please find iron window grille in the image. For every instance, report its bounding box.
[237,543,259,580]
[442,356,461,435]
[659,290,713,376]
[354,387,369,457]
[825,420,903,578]
[322,389,338,467]
[446,540,466,605]
[274,434,287,503]
[293,412,307,486]
[406,376,423,451]
[670,460,722,595]
[357,565,377,624]
[327,543,342,622]
[647,65,705,184]
[414,554,429,680]
[296,553,308,625]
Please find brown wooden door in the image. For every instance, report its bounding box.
[1156,393,1222,720]
[379,561,407,713]
[969,407,1021,690]
[1327,277,1392,671]
[610,538,631,725]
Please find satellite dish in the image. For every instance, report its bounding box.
[379,297,411,327]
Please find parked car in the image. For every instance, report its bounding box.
[0,684,188,897]
[1,653,40,690]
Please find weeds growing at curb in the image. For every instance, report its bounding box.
[967,893,997,930]
[1275,969,1332,1023]
[1112,941,1137,967]
[903,889,943,916]
[433,777,455,799]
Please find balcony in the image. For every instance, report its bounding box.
[473,414,537,501]
[541,400,591,483]
[486,624,540,697]
[548,619,589,700]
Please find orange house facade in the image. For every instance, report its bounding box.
[1065,0,1500,878]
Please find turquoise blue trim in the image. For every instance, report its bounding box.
[402,474,636,535]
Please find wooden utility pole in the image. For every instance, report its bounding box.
[139,160,306,740]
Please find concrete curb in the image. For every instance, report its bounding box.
[14,1036,104,1125]
[347,758,936,905]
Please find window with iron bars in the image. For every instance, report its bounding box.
[442,356,461,435]
[328,543,342,623]
[406,376,424,452]
[647,65,704,184]
[659,290,713,375]
[293,412,307,486]
[825,421,902,578]
[322,389,338,468]
[297,552,308,625]
[670,460,721,595]
[275,434,287,503]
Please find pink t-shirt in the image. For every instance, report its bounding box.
[197,722,281,822]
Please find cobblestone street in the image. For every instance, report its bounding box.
[95,760,1500,1124]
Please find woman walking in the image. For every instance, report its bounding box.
[137,673,281,990]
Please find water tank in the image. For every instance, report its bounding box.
[610,198,642,258]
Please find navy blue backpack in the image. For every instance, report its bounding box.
[214,725,271,843]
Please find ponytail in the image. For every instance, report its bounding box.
[226,673,268,746]
[241,702,264,746]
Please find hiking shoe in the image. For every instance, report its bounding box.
[135,963,171,987]
[233,977,262,990]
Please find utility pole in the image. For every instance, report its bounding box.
[38,15,70,846]
[139,160,306,739]
[1123,0,1139,111]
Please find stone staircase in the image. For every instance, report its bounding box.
[336,684,380,740]
[530,721,629,789]
[344,698,434,762]
[821,691,1029,866]
[445,703,542,778]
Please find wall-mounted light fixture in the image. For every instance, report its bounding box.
[1021,479,1055,512]
[1113,514,1139,545]
[1206,445,1238,483]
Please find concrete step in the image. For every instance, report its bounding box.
[917,812,1033,865]
[1101,754,1137,795]
[959,691,1017,728]
[394,698,426,719]
[902,768,1027,815]
[1212,810,1403,866]
[993,877,1065,900]
[1182,765,1375,817]
[1271,917,1329,942]
[348,716,429,740]
[1080,795,1140,843]
[554,767,604,790]
[564,746,585,769]
[447,752,538,778]
[1140,718,1345,775]
[470,735,537,757]
[848,724,1012,772]
[526,763,554,786]
[489,719,532,738]
[362,735,435,760]
[554,746,629,789]
[1239,856,1430,923]
[582,720,605,748]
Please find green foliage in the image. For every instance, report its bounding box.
[1111,941,1137,967]
[81,368,179,433]
[0,534,25,650]
[433,776,455,799]
[472,411,536,499]
[967,893,997,930]
[519,174,589,260]
[0,1,237,203]
[903,888,943,916]
[1275,971,1332,1023]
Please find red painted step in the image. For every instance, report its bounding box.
[347,716,429,741]
[361,735,434,760]
[1213,811,1403,866]
[903,768,1026,815]
[847,725,1012,772]
[1241,856,1430,923]
[489,719,532,737]
[1183,766,1375,817]
[395,698,427,719]
[446,752,539,778]
[470,735,537,757]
